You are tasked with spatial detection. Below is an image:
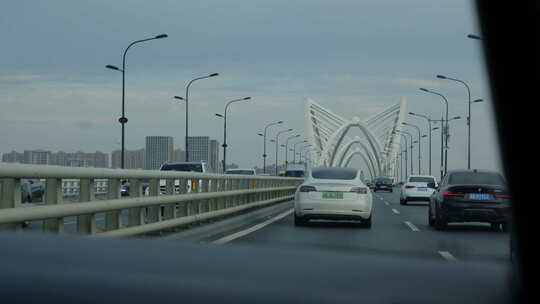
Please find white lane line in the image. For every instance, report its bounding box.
[439,251,457,261]
[384,202,389,206]
[404,221,420,231]
[212,209,294,244]
[391,208,400,214]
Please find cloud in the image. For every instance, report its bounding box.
[0,74,42,83]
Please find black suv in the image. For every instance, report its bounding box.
[428,169,511,231]
[374,177,393,192]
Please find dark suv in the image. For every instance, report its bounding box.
[428,169,511,231]
[374,177,393,192]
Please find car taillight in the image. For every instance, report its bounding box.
[299,185,317,192]
[405,185,416,189]
[444,190,464,197]
[350,187,367,194]
[494,194,511,199]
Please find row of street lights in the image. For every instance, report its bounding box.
[393,33,484,181]
[107,34,256,172]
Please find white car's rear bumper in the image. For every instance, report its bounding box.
[295,195,372,220]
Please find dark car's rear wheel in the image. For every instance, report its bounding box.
[434,209,447,230]
[400,198,406,205]
[501,222,510,232]
[428,206,434,227]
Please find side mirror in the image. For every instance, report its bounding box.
[427,182,436,189]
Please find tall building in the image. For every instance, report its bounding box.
[1,151,24,163]
[145,136,174,170]
[111,149,145,169]
[51,151,108,168]
[23,150,51,165]
[187,136,220,173]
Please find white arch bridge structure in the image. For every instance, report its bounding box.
[304,98,407,180]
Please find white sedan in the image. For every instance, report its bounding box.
[400,175,438,205]
[294,167,373,228]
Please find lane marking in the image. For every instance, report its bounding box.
[404,221,420,231]
[391,208,400,214]
[439,251,457,261]
[212,209,294,244]
[384,202,389,206]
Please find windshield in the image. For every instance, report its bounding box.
[449,172,505,185]
[409,177,436,183]
[0,1,510,301]
[312,168,357,180]
[161,164,203,172]
[225,170,255,175]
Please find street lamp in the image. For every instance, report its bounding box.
[431,116,461,180]
[299,144,311,163]
[274,129,293,175]
[393,131,409,179]
[397,130,414,175]
[183,73,219,161]
[215,97,251,172]
[106,33,168,168]
[437,75,483,169]
[403,122,423,174]
[419,87,450,175]
[259,121,284,173]
[409,112,436,175]
[284,134,300,167]
[292,140,307,163]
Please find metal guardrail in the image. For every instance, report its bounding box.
[0,163,302,236]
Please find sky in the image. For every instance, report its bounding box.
[0,0,502,174]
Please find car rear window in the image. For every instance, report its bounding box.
[311,168,357,180]
[285,170,304,177]
[409,177,435,183]
[225,170,255,175]
[376,178,392,183]
[449,172,505,185]
[161,164,203,172]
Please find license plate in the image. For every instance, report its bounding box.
[322,192,344,199]
[417,187,427,191]
[469,193,492,200]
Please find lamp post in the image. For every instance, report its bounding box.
[274,129,293,175]
[403,122,422,175]
[106,33,168,169]
[259,121,283,174]
[183,73,219,161]
[419,88,449,175]
[431,116,461,180]
[299,144,311,163]
[393,132,408,179]
[285,134,300,167]
[409,112,435,175]
[293,140,307,163]
[437,75,483,169]
[398,130,414,175]
[215,97,251,172]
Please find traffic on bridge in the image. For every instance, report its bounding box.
[0,0,528,303]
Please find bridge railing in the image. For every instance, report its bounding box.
[0,163,302,236]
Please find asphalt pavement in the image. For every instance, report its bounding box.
[219,189,510,264]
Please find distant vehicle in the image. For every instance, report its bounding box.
[120,179,149,196]
[294,167,373,228]
[283,163,305,178]
[159,161,207,194]
[225,168,256,175]
[400,175,438,205]
[428,169,511,231]
[160,161,207,173]
[373,177,393,192]
[21,179,44,203]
